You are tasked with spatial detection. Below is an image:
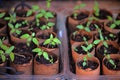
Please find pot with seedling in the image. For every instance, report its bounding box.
[32,47,59,75]
[102,54,120,75]
[67,3,91,34]
[0,9,9,22]
[0,40,14,73]
[72,37,95,62]
[92,1,113,23]
[39,34,61,57]
[70,30,93,45]
[104,16,120,34]
[76,54,100,77]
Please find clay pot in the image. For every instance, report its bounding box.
[67,10,91,34]
[104,21,120,34]
[0,20,7,34]
[76,55,100,75]
[11,53,33,75]
[0,62,6,73]
[102,54,120,75]
[36,31,56,44]
[96,41,120,61]
[72,43,95,62]
[34,53,59,75]
[92,8,113,23]
[70,30,93,45]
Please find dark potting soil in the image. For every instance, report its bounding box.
[97,32,117,41]
[0,23,5,29]
[98,45,119,55]
[71,34,91,42]
[71,12,88,20]
[14,19,28,28]
[94,9,112,19]
[40,43,58,49]
[107,22,120,29]
[37,32,55,39]
[75,44,93,55]
[13,54,32,64]
[36,54,57,64]
[77,60,99,70]
[104,58,120,70]
[16,9,32,17]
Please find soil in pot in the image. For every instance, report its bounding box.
[75,44,93,55]
[97,45,119,55]
[104,58,120,70]
[71,12,89,20]
[77,60,99,71]
[94,9,112,19]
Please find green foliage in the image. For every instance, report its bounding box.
[43,34,61,47]
[26,5,40,17]
[76,24,90,32]
[4,13,16,23]
[20,33,39,46]
[0,40,15,62]
[83,57,87,67]
[8,23,22,35]
[73,3,86,19]
[0,12,5,18]
[46,0,51,8]
[106,54,116,69]
[32,48,53,63]
[93,1,99,16]
[40,22,55,30]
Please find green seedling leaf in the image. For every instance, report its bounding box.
[43,52,49,60]
[110,23,116,29]
[87,53,92,57]
[107,16,113,21]
[26,10,32,17]
[45,12,54,18]
[36,13,43,18]
[20,34,30,39]
[0,12,5,18]
[43,39,51,45]
[115,20,120,25]
[16,30,21,35]
[83,61,87,67]
[4,17,10,20]
[83,57,87,61]
[51,41,55,46]
[50,34,54,39]
[32,48,41,53]
[85,27,90,32]
[47,22,55,27]
[76,25,84,29]
[94,1,99,16]
[103,41,108,48]
[87,44,93,50]
[1,55,6,62]
[93,39,100,44]
[81,46,87,52]
[32,5,39,11]
[46,0,51,8]
[53,38,61,44]
[1,45,8,51]
[32,38,39,46]
[94,24,99,29]
[10,53,14,62]
[8,23,14,29]
[109,34,114,37]
[5,46,14,54]
[74,47,78,52]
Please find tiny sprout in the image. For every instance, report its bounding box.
[0,12,5,18]
[83,57,87,67]
[93,1,99,16]
[46,0,52,8]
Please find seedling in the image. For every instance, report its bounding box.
[43,34,61,48]
[0,39,14,62]
[73,3,86,19]
[107,16,120,29]
[46,0,52,8]
[0,12,5,18]
[36,9,54,21]
[106,54,116,69]
[40,22,55,30]
[76,24,90,32]
[20,33,39,47]
[82,56,87,67]
[32,48,53,63]
[26,5,40,17]
[93,1,99,16]
[4,13,16,23]
[8,23,22,35]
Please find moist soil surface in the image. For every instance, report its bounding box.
[16,9,32,17]
[36,54,57,64]
[77,60,99,70]
[0,23,5,29]
[104,58,120,70]
[71,34,91,42]
[75,44,93,55]
[37,32,55,39]
[71,12,88,20]
[94,9,112,19]
[13,54,32,64]
[97,32,118,41]
[40,43,58,49]
[107,22,120,29]
[98,45,119,55]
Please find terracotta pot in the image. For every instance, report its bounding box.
[68,10,91,34]
[76,55,100,75]
[11,53,33,75]
[0,33,9,45]
[70,30,93,45]
[102,54,120,75]
[0,20,7,34]
[15,8,35,22]
[36,31,56,44]
[72,43,95,62]
[96,41,120,61]
[92,8,113,23]
[104,21,120,34]
[0,62,6,73]
[34,53,59,75]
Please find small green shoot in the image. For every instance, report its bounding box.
[0,12,5,18]
[4,13,16,23]
[93,1,99,16]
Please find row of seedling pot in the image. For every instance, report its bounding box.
[66,1,120,76]
[0,3,62,75]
